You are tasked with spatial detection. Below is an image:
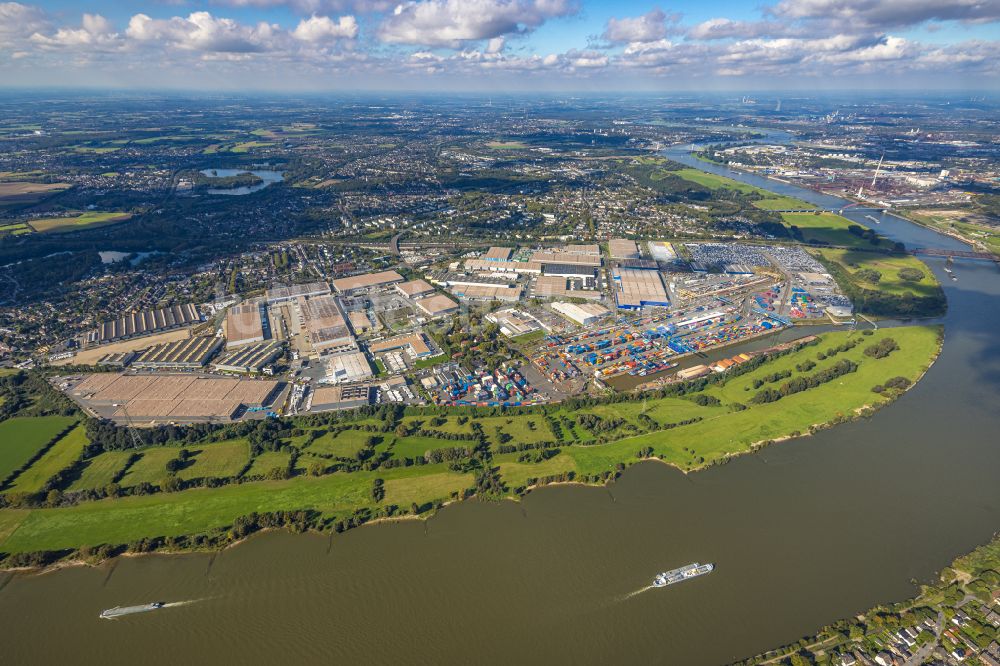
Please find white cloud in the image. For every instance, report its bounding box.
[769,0,1000,28]
[126,11,280,53]
[29,13,120,50]
[292,14,358,41]
[602,9,677,43]
[377,0,577,47]
[0,2,50,42]
[687,18,793,41]
[486,36,505,53]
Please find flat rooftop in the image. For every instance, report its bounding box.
[266,281,330,303]
[332,270,404,293]
[396,279,435,297]
[415,293,459,316]
[612,268,670,309]
[226,303,266,347]
[483,246,514,261]
[67,373,283,422]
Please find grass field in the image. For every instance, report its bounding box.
[231,141,272,153]
[486,141,528,150]
[753,195,816,211]
[27,211,132,233]
[671,169,813,210]
[178,440,249,481]
[8,425,88,494]
[495,452,577,487]
[118,440,249,486]
[812,248,941,297]
[780,212,884,248]
[0,464,472,553]
[66,450,133,492]
[391,435,466,460]
[119,448,177,487]
[308,430,375,458]
[402,415,474,436]
[243,451,291,477]
[0,416,77,485]
[673,168,761,194]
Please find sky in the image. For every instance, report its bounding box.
[1,0,999,91]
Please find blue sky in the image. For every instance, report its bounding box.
[1,0,998,90]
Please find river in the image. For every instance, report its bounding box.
[2,139,999,666]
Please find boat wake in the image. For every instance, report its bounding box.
[619,585,654,601]
[162,599,203,609]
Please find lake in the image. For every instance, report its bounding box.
[199,168,284,195]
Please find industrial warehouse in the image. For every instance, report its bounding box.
[59,373,285,423]
[84,304,201,346]
[54,240,855,424]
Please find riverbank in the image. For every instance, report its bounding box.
[733,530,1000,666]
[0,326,942,569]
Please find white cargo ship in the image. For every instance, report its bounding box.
[653,563,714,587]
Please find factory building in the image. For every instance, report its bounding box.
[482,246,514,261]
[226,302,270,349]
[322,350,374,384]
[131,336,224,370]
[463,259,542,274]
[552,302,611,326]
[395,279,435,298]
[414,293,460,318]
[486,309,544,337]
[332,270,404,294]
[369,333,436,359]
[609,239,641,260]
[299,295,355,355]
[309,384,372,412]
[265,281,330,304]
[85,304,201,346]
[532,275,602,300]
[449,283,523,302]
[611,268,670,310]
[213,341,283,374]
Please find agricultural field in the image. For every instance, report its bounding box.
[7,425,88,494]
[118,440,250,486]
[0,416,77,485]
[66,450,133,492]
[0,181,71,207]
[27,211,132,233]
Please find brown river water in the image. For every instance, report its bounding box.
[3,159,999,665]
